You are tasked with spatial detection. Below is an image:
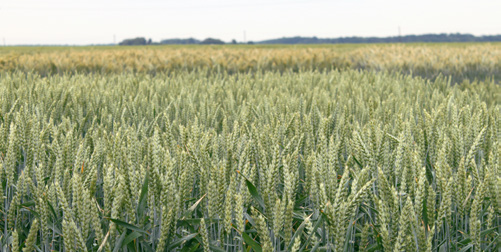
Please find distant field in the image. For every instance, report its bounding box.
[1,43,501,83]
[0,44,499,252]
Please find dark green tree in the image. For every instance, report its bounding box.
[199,38,225,45]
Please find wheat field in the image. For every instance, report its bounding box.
[0,44,499,251]
[1,43,501,83]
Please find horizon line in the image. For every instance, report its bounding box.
[2,32,501,47]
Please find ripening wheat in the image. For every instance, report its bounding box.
[0,45,499,252]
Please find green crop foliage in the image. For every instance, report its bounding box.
[0,45,499,251]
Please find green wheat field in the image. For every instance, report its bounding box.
[0,44,499,251]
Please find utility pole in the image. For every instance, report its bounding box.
[243,31,246,43]
[113,34,116,45]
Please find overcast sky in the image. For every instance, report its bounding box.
[1,0,500,45]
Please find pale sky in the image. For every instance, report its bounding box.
[1,0,500,45]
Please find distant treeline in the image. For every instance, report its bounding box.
[119,37,227,45]
[118,33,501,45]
[259,33,501,44]
[118,37,153,46]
